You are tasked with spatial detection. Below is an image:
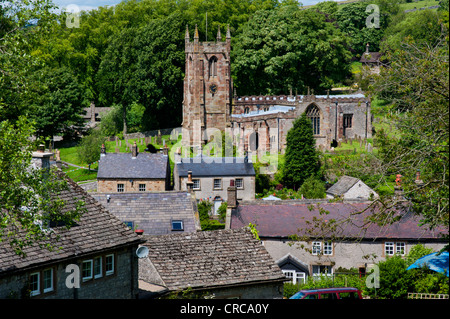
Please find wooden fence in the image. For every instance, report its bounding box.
[408,293,449,299]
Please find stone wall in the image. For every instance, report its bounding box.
[0,246,140,299]
[97,179,166,193]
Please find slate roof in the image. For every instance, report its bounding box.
[91,192,201,236]
[0,173,144,275]
[176,157,255,177]
[97,153,168,179]
[230,200,448,240]
[326,175,360,197]
[139,228,286,292]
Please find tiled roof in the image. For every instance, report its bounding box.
[97,153,168,179]
[91,192,201,236]
[176,157,255,177]
[139,228,285,291]
[230,201,447,240]
[326,175,360,196]
[0,174,143,275]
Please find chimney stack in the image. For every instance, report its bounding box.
[132,142,138,158]
[100,144,106,157]
[227,179,237,208]
[162,144,169,156]
[31,145,53,171]
[366,43,370,54]
[175,147,182,164]
[186,170,194,192]
[415,169,424,186]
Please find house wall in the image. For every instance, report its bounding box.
[263,238,447,275]
[0,246,140,299]
[344,182,379,200]
[205,281,284,299]
[97,179,166,193]
[178,176,255,201]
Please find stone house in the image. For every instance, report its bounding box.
[226,196,447,285]
[91,191,201,236]
[0,170,145,299]
[326,175,379,200]
[138,228,286,299]
[173,155,255,214]
[97,143,171,193]
[181,25,373,153]
[360,43,383,74]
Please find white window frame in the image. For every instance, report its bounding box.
[312,241,322,255]
[43,268,54,293]
[29,272,40,296]
[235,178,244,189]
[282,270,306,285]
[192,179,200,190]
[396,242,406,256]
[323,242,333,256]
[385,242,395,256]
[312,265,333,278]
[94,256,103,279]
[82,260,93,281]
[213,179,222,190]
[172,220,184,231]
[105,254,114,276]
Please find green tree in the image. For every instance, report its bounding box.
[0,117,84,256]
[283,113,321,189]
[366,255,412,299]
[27,66,86,139]
[370,29,449,231]
[232,5,351,96]
[77,129,105,171]
[298,176,326,199]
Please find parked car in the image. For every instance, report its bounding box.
[290,287,362,299]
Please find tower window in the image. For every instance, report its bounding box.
[209,56,218,78]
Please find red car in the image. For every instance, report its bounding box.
[290,287,362,299]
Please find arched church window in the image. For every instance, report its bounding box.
[244,107,249,114]
[209,56,218,78]
[306,104,320,135]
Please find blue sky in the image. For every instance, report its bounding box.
[53,0,329,12]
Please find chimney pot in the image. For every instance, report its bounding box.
[132,142,138,158]
[101,144,106,157]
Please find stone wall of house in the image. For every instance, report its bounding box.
[97,179,166,193]
[207,281,284,299]
[263,239,447,275]
[0,246,140,299]
[178,176,255,202]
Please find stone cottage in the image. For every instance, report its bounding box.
[97,143,171,193]
[0,170,145,299]
[173,155,255,214]
[226,196,447,285]
[326,175,379,200]
[138,228,286,299]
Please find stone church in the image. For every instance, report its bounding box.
[181,25,372,154]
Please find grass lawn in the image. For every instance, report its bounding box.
[399,0,440,11]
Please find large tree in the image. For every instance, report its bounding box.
[283,113,321,190]
[232,5,352,96]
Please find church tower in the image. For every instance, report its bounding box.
[182,24,233,147]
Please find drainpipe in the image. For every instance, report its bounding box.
[365,101,369,140]
[334,101,338,141]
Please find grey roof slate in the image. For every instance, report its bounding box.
[176,157,255,177]
[139,228,286,292]
[97,153,168,179]
[91,192,201,236]
[0,172,143,275]
[326,175,360,196]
